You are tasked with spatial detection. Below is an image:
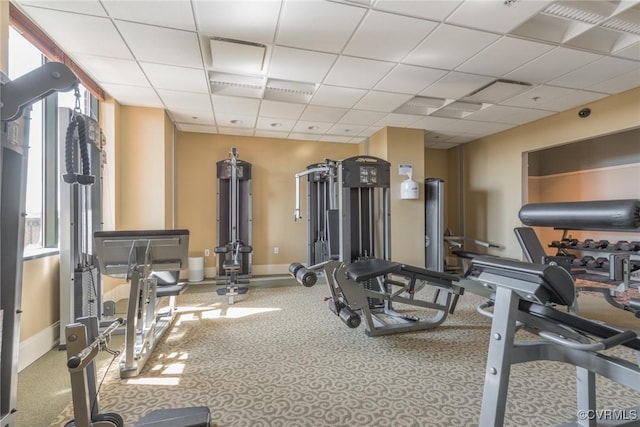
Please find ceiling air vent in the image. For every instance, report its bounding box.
[430,101,484,119]
[209,71,265,98]
[264,79,317,103]
[210,37,267,74]
[393,96,446,115]
[463,79,531,104]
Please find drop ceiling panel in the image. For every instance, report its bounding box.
[215,113,257,128]
[446,0,552,34]
[176,123,218,134]
[320,135,354,143]
[338,109,388,125]
[405,24,500,69]
[548,56,640,89]
[140,63,209,93]
[451,119,515,135]
[258,100,306,120]
[255,117,297,131]
[420,72,494,99]
[254,129,291,139]
[268,47,337,83]
[375,113,422,127]
[157,89,212,110]
[324,56,395,89]
[373,0,463,21]
[587,70,640,94]
[500,85,577,110]
[467,104,554,125]
[102,0,196,30]
[539,90,607,111]
[277,1,366,53]
[170,108,215,125]
[614,41,640,60]
[374,65,447,94]
[343,11,438,62]
[327,123,369,136]
[212,95,261,115]
[566,26,638,54]
[354,91,414,113]
[21,6,131,59]
[299,106,348,122]
[194,0,280,44]
[310,85,367,108]
[292,121,334,134]
[70,54,149,86]
[505,47,601,84]
[457,37,555,77]
[289,132,322,141]
[101,84,163,108]
[218,126,255,136]
[115,21,202,68]
[18,1,106,16]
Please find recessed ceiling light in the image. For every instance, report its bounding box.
[192,116,198,120]
[270,122,282,127]
[230,119,243,125]
[308,125,320,130]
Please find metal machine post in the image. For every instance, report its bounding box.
[1,62,78,427]
[425,178,445,272]
[59,107,104,348]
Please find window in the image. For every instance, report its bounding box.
[8,26,94,255]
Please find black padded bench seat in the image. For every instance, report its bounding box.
[345,258,460,289]
[135,406,210,427]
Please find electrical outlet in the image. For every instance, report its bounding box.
[204,249,210,257]
[273,247,279,254]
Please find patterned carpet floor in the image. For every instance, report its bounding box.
[52,280,640,427]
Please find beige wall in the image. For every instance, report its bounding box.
[462,87,640,259]
[20,256,60,340]
[175,132,358,275]
[115,106,169,230]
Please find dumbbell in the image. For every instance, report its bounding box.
[577,255,594,266]
[595,257,609,269]
[615,241,634,251]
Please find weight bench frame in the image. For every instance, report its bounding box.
[317,258,464,337]
[468,256,640,426]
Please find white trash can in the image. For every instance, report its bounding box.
[188,256,204,282]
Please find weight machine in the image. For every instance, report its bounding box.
[93,229,190,378]
[291,156,463,336]
[59,104,105,348]
[215,148,252,304]
[294,161,337,266]
[64,316,210,426]
[1,62,78,427]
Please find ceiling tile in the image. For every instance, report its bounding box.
[320,135,354,143]
[299,106,348,122]
[212,95,261,115]
[504,47,602,84]
[215,113,257,128]
[353,91,414,112]
[258,100,306,120]
[176,123,218,134]
[268,47,337,83]
[466,104,554,125]
[324,56,395,89]
[170,108,215,125]
[292,120,334,134]
[102,0,196,30]
[18,1,106,16]
[405,24,500,69]
[420,72,494,100]
[446,0,552,34]
[613,41,640,61]
[194,0,281,44]
[500,85,577,111]
[140,63,209,93]
[310,85,367,108]
[289,132,323,141]
[451,119,515,135]
[218,126,256,136]
[587,70,640,94]
[254,129,291,139]
[376,113,422,127]
[411,115,461,131]
[541,90,608,112]
[255,117,297,132]
[277,1,366,53]
[547,56,640,89]
[338,109,387,125]
[115,21,202,68]
[70,54,148,86]
[456,37,555,77]
[375,64,447,94]
[344,10,438,62]
[373,0,463,21]
[101,84,163,108]
[327,123,369,136]
[21,6,131,59]
[157,89,212,110]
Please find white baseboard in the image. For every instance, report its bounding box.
[19,321,60,372]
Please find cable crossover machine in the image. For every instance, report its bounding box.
[215,147,253,304]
